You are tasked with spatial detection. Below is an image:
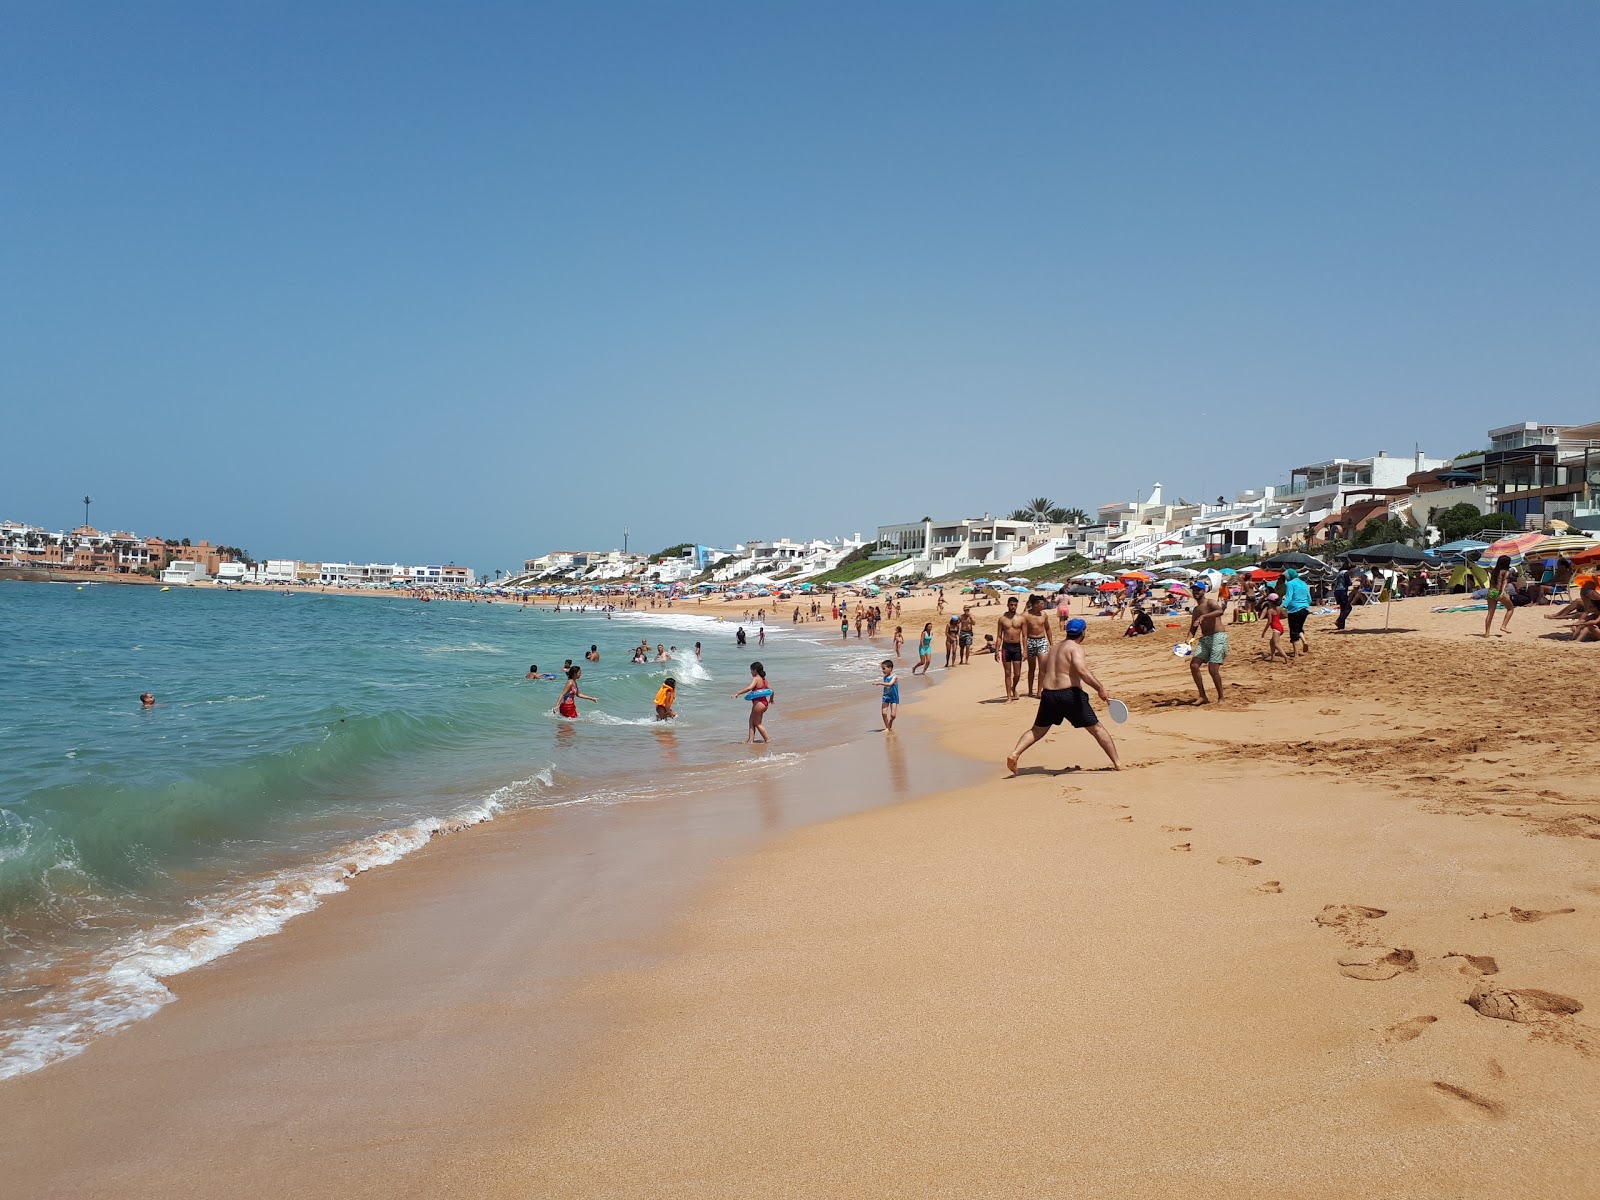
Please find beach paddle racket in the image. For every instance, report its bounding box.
[1172,641,1194,658]
[1107,699,1129,724]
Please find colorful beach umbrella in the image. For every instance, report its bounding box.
[1097,580,1125,592]
[1480,531,1546,560]
[1119,570,1154,582]
[1527,534,1598,559]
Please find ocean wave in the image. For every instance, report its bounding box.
[0,767,554,1083]
[421,642,507,655]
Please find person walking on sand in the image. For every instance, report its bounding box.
[958,606,975,664]
[997,595,1025,700]
[732,662,773,744]
[1333,565,1355,631]
[944,616,959,667]
[1188,580,1229,704]
[555,666,598,718]
[913,622,934,675]
[1281,568,1313,659]
[1260,591,1291,664]
[893,625,904,658]
[1484,555,1518,637]
[1007,617,1120,773]
[1021,594,1054,697]
[874,659,900,732]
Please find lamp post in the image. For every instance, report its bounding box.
[83,495,91,529]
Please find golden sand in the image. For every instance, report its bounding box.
[438,592,1600,1198]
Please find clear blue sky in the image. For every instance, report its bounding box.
[3,2,1596,573]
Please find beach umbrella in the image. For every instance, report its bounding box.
[1035,581,1064,593]
[1258,551,1329,572]
[1568,544,1600,566]
[1431,538,1489,560]
[1343,542,1435,565]
[1097,580,1125,592]
[1119,570,1154,582]
[1527,534,1598,559]
[1480,531,1545,561]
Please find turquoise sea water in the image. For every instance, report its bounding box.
[0,582,877,1078]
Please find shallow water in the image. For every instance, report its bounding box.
[0,582,860,1078]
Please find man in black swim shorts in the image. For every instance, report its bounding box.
[996,595,1026,701]
[1007,617,1121,772]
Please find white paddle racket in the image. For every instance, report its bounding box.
[1107,698,1129,724]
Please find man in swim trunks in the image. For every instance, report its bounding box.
[1007,617,1119,773]
[997,596,1026,701]
[958,606,975,664]
[1021,594,1054,698]
[1188,580,1229,704]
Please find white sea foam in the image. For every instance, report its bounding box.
[0,768,554,1083]
[422,642,507,655]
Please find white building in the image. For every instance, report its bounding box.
[160,560,208,585]
[875,517,1068,578]
[1278,449,1447,542]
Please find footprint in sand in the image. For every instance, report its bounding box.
[1255,880,1283,894]
[1445,952,1499,976]
[1160,825,1192,833]
[1315,904,1387,928]
[1466,983,1584,1024]
[1472,906,1578,923]
[1170,842,1191,852]
[1217,856,1262,867]
[1338,947,1417,981]
[1431,1082,1505,1120]
[1384,1014,1437,1043]
[1116,815,1133,823]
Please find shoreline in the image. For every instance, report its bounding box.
[0,623,986,1198]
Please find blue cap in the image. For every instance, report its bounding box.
[1192,580,1208,591]
[1066,617,1087,636]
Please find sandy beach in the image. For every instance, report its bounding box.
[5,591,1598,1198]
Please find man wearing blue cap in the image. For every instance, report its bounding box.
[1007,614,1120,773]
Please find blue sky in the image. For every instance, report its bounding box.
[3,2,1596,573]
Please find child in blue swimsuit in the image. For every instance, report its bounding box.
[875,659,900,732]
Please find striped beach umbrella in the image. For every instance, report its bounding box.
[1526,533,1599,559]
[1480,531,1546,561]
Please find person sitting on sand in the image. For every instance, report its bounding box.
[1548,583,1600,622]
[1006,617,1120,773]
[975,633,999,658]
[654,677,677,720]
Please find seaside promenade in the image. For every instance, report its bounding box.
[3,593,1597,1197]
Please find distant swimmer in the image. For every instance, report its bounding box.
[525,664,556,680]
[758,627,766,646]
[585,645,600,662]
[736,626,748,646]
[654,643,670,661]
[139,692,156,708]
[654,677,677,720]
[555,666,597,718]
[694,642,702,659]
[732,661,773,744]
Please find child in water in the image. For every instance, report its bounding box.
[654,677,677,720]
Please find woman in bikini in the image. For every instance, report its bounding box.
[732,661,773,744]
[555,665,597,717]
[1484,555,1518,637]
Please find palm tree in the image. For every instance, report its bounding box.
[1060,507,1089,527]
[1010,497,1072,523]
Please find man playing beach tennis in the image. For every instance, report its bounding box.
[1188,580,1229,704]
[997,596,1026,701]
[1007,616,1120,773]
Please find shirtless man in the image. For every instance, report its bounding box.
[958,606,975,664]
[1021,595,1054,698]
[1188,580,1230,704]
[1007,616,1120,773]
[996,596,1026,701]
